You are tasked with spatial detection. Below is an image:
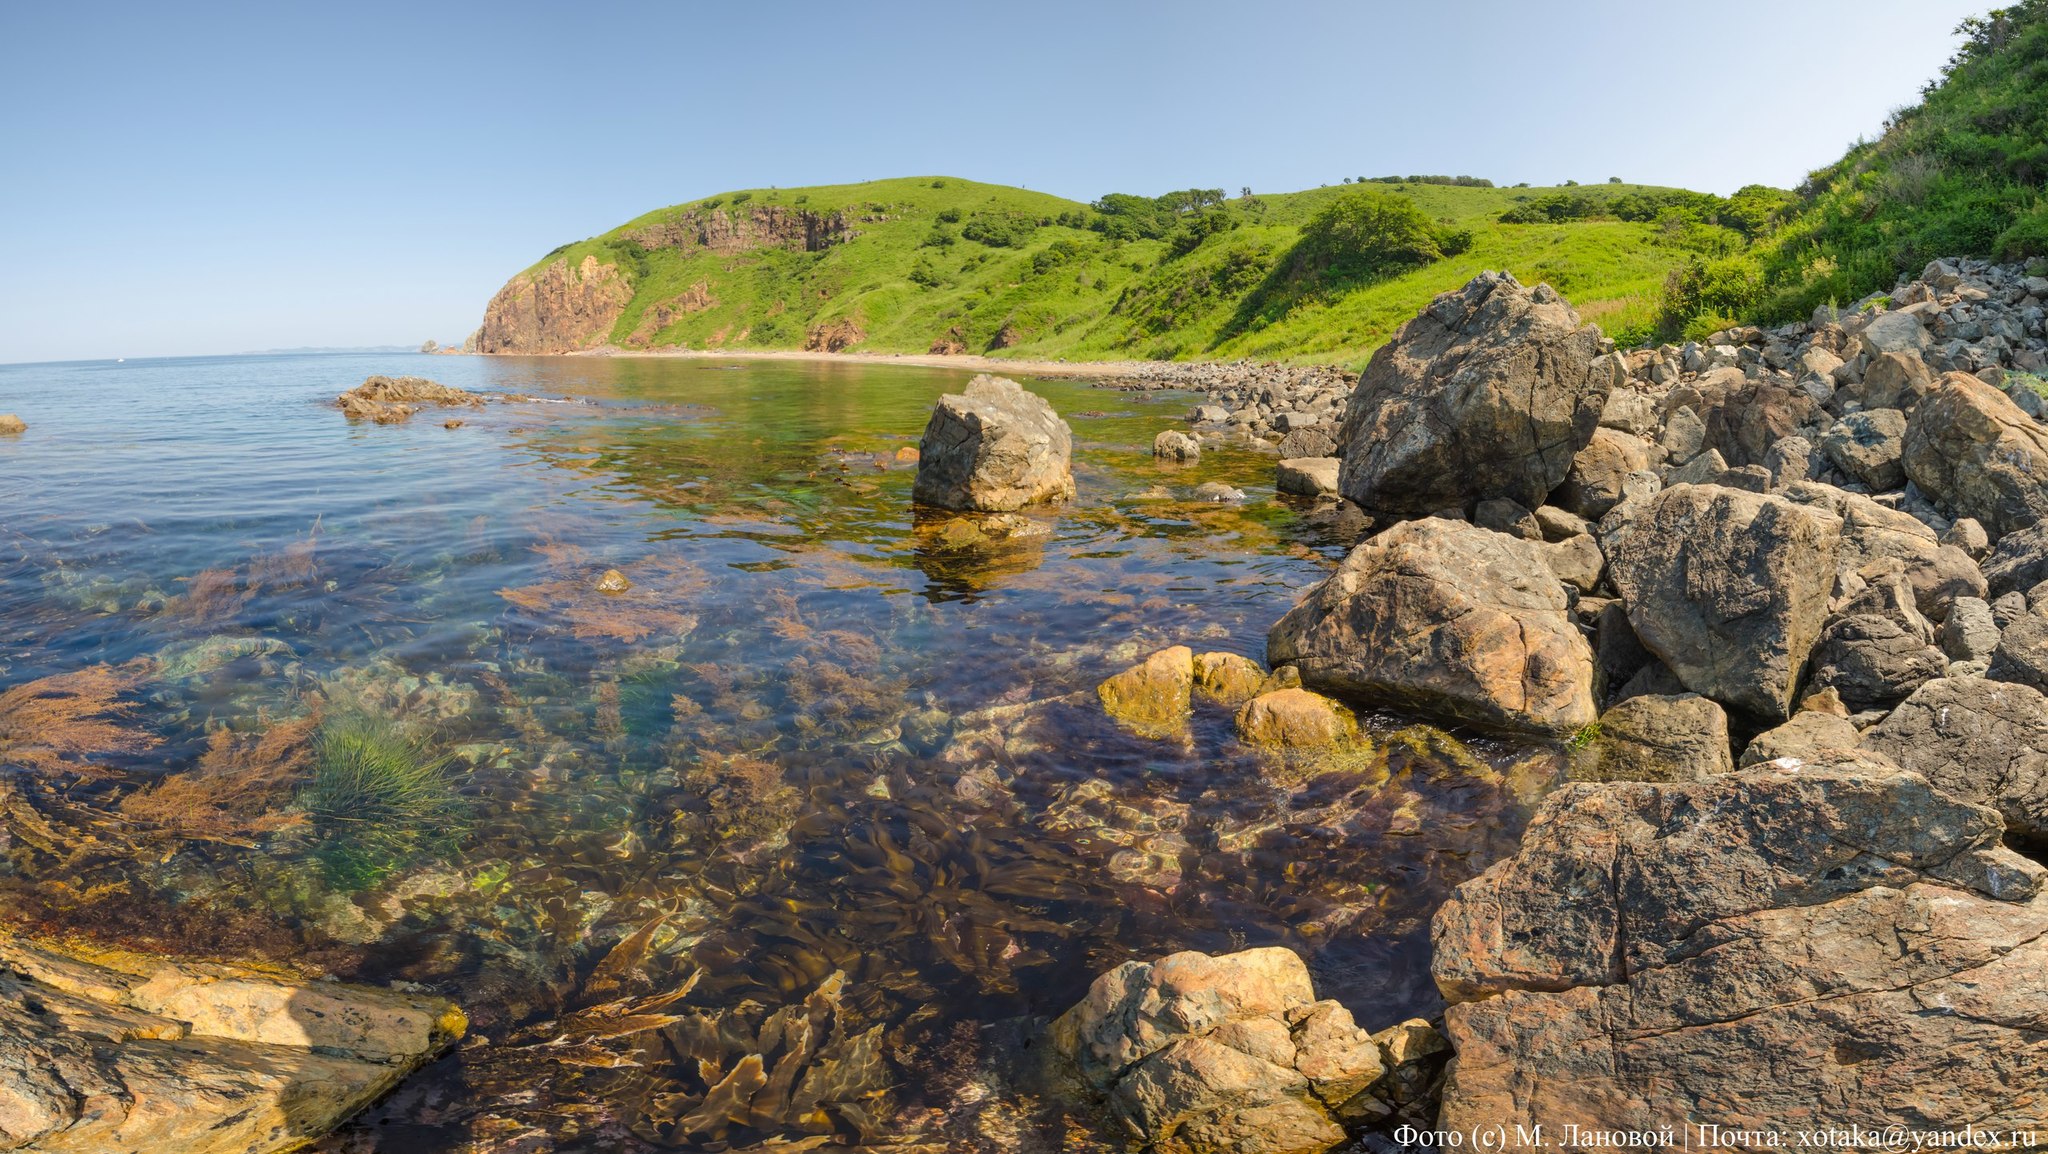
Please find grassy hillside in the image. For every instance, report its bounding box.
[504,175,1745,365]
[1668,0,2048,335]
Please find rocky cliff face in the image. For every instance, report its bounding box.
[476,254,632,354]
[625,204,857,255]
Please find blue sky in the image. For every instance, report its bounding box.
[0,0,1988,363]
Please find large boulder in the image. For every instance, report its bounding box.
[1268,518,1596,735]
[1051,947,1411,1154]
[1988,609,2048,692]
[1818,408,1908,491]
[1690,367,1823,468]
[1604,484,1842,719]
[0,936,464,1153]
[1865,676,2048,843]
[913,375,1075,511]
[1779,480,1985,618]
[1432,758,2048,1142]
[1098,646,1195,738]
[1553,428,1652,520]
[1334,272,1605,515]
[1902,371,2048,536]
[1806,572,1948,710]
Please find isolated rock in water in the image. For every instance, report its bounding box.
[1819,409,1908,491]
[594,568,632,593]
[1193,482,1247,503]
[1902,371,2048,536]
[1275,457,1340,498]
[336,375,485,423]
[913,375,1075,511]
[1865,676,2048,843]
[1604,484,1842,719]
[0,414,23,435]
[1234,687,1358,749]
[1335,272,1605,515]
[1432,759,2048,1140]
[1268,517,1596,735]
[1154,429,1201,462]
[1566,693,1731,782]
[1051,947,1400,1154]
[1806,573,1947,710]
[1194,651,1268,705]
[0,935,464,1153]
[1098,645,1194,737]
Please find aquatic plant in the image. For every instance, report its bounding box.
[119,717,314,843]
[298,715,468,889]
[0,662,158,776]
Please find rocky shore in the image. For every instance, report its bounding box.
[1021,259,2048,1151]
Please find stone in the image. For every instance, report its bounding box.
[1234,688,1359,749]
[1738,710,1865,765]
[1988,609,2048,692]
[1193,482,1246,503]
[1538,534,1604,593]
[1659,405,1706,464]
[1554,428,1652,520]
[1902,371,2048,536]
[1532,505,1590,542]
[1762,434,1816,488]
[1859,350,1934,410]
[594,568,631,593]
[1819,409,1908,490]
[1190,404,1230,423]
[1154,430,1201,462]
[1942,515,1991,559]
[0,936,464,1153]
[1473,497,1542,540]
[1984,523,2048,596]
[1268,518,1596,735]
[1193,651,1267,705]
[913,375,1075,512]
[1432,759,2047,1140]
[1335,272,1605,515]
[0,415,23,435]
[1857,309,1930,358]
[1780,480,1986,618]
[1097,646,1194,738]
[1275,426,1338,458]
[1051,947,1394,1154]
[1937,595,2002,662]
[1566,693,1732,782]
[1996,589,2033,629]
[1806,573,1948,710]
[1597,388,1658,436]
[1662,446,1726,486]
[1604,484,1842,719]
[1275,458,1339,498]
[1865,676,2048,842]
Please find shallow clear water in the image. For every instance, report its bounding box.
[0,353,1556,1152]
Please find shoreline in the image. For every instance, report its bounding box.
[459,345,1169,380]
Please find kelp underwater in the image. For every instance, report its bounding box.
[0,353,1562,1152]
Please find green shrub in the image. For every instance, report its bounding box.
[961,211,1039,247]
[1996,202,2048,261]
[936,207,961,224]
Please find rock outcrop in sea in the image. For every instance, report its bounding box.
[912,374,1075,512]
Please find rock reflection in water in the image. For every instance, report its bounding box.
[0,354,1563,1152]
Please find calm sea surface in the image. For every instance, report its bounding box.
[0,352,1555,1151]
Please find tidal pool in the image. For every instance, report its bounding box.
[0,352,1559,1151]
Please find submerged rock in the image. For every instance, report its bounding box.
[1269,518,1595,735]
[1432,758,2048,1139]
[1192,651,1268,705]
[1098,645,1195,737]
[1051,947,1430,1154]
[1335,272,1606,515]
[0,935,464,1152]
[913,375,1075,512]
[1234,687,1358,749]
[0,414,23,435]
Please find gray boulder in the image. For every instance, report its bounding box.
[1566,693,1732,782]
[1902,371,2048,536]
[1807,573,1948,710]
[1276,425,1338,458]
[1865,676,2048,843]
[1987,610,2048,693]
[1433,758,2047,1137]
[914,375,1074,511]
[1938,596,2002,662]
[1819,409,1908,491]
[1154,430,1201,462]
[1858,310,1930,358]
[1738,710,1864,765]
[1984,523,2048,596]
[1604,484,1842,719]
[1335,272,1605,515]
[1269,517,1596,735]
[1474,497,1543,540]
[1275,457,1339,498]
[1554,428,1652,520]
[1780,480,1986,619]
[1859,350,1933,410]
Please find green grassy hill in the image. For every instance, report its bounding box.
[1667,0,2048,336]
[491,175,1750,365]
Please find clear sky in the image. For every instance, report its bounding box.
[0,0,1988,364]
